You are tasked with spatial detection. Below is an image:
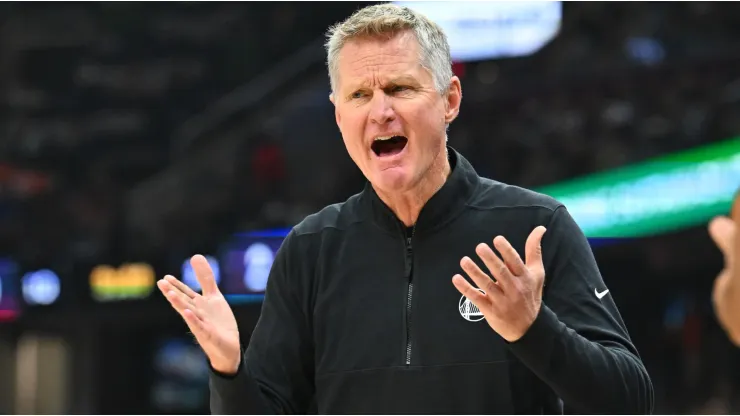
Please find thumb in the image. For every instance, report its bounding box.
[191,254,220,295]
[709,216,734,259]
[525,226,547,270]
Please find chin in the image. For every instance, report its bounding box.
[372,168,414,193]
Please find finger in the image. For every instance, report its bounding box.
[164,274,199,299]
[491,236,526,276]
[472,243,515,290]
[709,216,734,259]
[460,256,505,297]
[182,308,211,342]
[160,284,198,316]
[157,279,178,299]
[158,279,195,305]
[166,288,195,313]
[525,226,547,269]
[452,274,492,308]
[191,254,219,296]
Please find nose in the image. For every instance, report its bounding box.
[368,92,396,125]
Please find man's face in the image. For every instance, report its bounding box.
[331,31,461,194]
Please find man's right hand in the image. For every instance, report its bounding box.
[158,254,242,374]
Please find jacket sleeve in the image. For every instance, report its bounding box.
[209,230,316,414]
[507,205,654,414]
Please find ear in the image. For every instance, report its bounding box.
[329,93,342,127]
[330,93,342,126]
[444,76,462,125]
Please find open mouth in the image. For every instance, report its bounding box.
[371,136,408,157]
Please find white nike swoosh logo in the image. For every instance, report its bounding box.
[595,288,609,299]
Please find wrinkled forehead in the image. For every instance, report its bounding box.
[336,31,428,90]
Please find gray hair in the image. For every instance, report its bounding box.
[325,3,453,96]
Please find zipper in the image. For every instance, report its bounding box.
[404,226,415,366]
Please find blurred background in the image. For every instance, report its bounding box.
[0,1,739,414]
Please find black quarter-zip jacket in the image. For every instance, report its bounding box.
[210,148,654,414]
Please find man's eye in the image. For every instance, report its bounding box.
[391,86,409,93]
[351,91,366,99]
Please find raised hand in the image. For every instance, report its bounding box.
[158,254,241,374]
[709,191,740,344]
[452,226,547,342]
[710,216,735,270]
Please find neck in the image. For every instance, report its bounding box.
[374,147,451,227]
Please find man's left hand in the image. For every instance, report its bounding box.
[452,226,547,342]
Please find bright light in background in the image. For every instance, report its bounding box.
[22,269,61,305]
[393,1,562,62]
[537,136,740,238]
[242,243,274,292]
[181,255,220,291]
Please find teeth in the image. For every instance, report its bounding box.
[374,136,398,141]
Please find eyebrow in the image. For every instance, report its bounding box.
[347,75,421,92]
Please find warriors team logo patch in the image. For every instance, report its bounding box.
[459,289,486,322]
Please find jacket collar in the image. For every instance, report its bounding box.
[362,146,479,236]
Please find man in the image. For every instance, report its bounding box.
[709,190,740,345]
[158,4,653,414]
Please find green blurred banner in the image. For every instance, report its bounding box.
[537,137,740,238]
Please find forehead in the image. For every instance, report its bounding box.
[337,31,425,88]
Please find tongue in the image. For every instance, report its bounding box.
[374,137,407,157]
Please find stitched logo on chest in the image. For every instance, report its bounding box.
[459,289,486,322]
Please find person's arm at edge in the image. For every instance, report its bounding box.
[711,191,740,346]
[712,268,740,346]
[506,206,654,414]
[209,230,316,414]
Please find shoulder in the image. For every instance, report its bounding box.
[470,178,593,271]
[273,192,365,280]
[470,177,564,216]
[290,191,365,240]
